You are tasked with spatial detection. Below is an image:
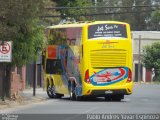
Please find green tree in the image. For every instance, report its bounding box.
[94,0,118,20]
[0,0,47,66]
[149,10,160,30]
[0,0,55,98]
[53,0,92,21]
[43,0,61,25]
[142,42,160,81]
[91,0,159,30]
[131,0,152,30]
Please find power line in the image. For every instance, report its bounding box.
[41,9,157,18]
[46,5,160,10]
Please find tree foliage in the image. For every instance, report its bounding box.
[94,0,159,30]
[0,0,57,97]
[43,0,61,25]
[142,42,160,81]
[52,0,160,30]
[0,0,53,66]
[149,10,160,30]
[47,29,67,45]
[53,0,92,21]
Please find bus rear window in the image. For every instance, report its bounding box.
[88,24,127,39]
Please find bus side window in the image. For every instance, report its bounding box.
[46,59,55,74]
[55,60,63,74]
[46,59,63,75]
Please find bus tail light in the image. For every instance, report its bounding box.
[85,69,91,84]
[127,68,132,83]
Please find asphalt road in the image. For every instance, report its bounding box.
[1,83,160,114]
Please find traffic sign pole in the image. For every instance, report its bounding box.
[33,61,37,96]
[0,41,12,101]
[2,62,6,101]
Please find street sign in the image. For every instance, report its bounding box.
[0,41,12,62]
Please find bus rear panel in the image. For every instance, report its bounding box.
[82,22,133,99]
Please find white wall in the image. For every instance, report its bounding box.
[132,31,160,82]
[132,31,160,54]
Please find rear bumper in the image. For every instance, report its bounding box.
[90,89,127,96]
[89,89,128,97]
[82,82,133,97]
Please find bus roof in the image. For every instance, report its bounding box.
[47,21,129,29]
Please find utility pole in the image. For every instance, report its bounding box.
[138,35,141,83]
[93,0,97,20]
[0,41,5,101]
[33,61,37,96]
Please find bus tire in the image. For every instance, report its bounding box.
[105,96,112,101]
[69,81,76,100]
[105,94,123,101]
[56,93,64,99]
[47,80,57,98]
[112,95,124,101]
[112,97,122,101]
[76,96,82,101]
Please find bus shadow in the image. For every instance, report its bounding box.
[58,97,127,103]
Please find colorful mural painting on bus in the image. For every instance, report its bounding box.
[90,67,128,86]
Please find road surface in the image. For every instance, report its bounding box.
[1,83,160,120]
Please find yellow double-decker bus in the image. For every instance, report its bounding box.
[43,21,133,101]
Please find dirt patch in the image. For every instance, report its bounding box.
[0,94,45,110]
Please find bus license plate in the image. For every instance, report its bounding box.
[105,90,113,94]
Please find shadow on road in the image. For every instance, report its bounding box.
[46,96,127,103]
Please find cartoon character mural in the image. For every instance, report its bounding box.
[90,67,128,86]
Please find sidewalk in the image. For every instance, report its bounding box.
[0,88,47,110]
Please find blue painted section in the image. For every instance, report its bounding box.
[57,46,69,86]
[75,86,82,96]
[56,45,82,96]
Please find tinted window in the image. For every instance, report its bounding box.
[49,27,82,45]
[88,24,127,39]
[46,59,63,74]
[66,27,82,45]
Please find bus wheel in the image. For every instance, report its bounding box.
[69,82,76,100]
[56,93,64,99]
[112,95,124,101]
[75,96,82,101]
[47,83,56,98]
[105,96,112,101]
